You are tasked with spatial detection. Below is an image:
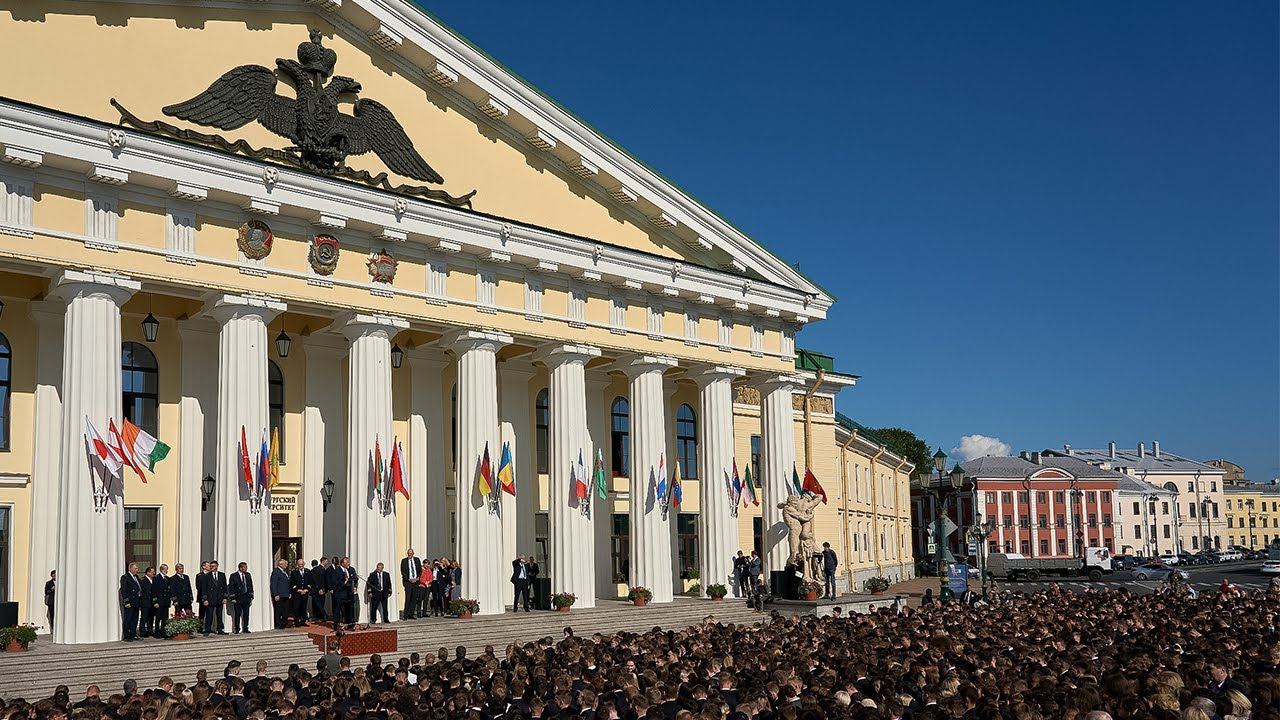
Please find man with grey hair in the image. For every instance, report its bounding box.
[1084,712,1113,720]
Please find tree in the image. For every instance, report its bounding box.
[871,427,934,479]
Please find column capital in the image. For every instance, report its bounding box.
[443,328,512,355]
[202,293,286,324]
[532,343,601,368]
[616,354,677,378]
[337,312,409,341]
[51,269,139,305]
[757,374,804,395]
[692,365,745,387]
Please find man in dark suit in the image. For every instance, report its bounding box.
[310,558,331,621]
[821,542,839,599]
[367,562,392,623]
[152,564,172,638]
[228,561,255,633]
[511,555,533,612]
[119,562,142,640]
[340,557,360,627]
[732,550,749,597]
[270,559,291,629]
[324,556,345,625]
[170,563,194,614]
[138,566,156,638]
[201,560,228,636]
[43,570,55,633]
[289,558,310,626]
[399,549,423,619]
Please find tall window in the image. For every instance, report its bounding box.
[675,404,698,479]
[610,513,630,582]
[268,360,285,463]
[0,332,9,451]
[450,384,457,468]
[677,513,698,578]
[610,397,629,477]
[535,389,549,474]
[121,342,159,436]
[0,506,9,602]
[750,435,761,479]
[534,512,549,569]
[124,507,159,569]
[752,517,763,558]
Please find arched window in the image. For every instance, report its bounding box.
[675,403,698,479]
[0,332,10,451]
[610,397,629,477]
[268,360,285,463]
[535,388,549,474]
[122,342,159,436]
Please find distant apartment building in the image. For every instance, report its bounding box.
[1113,475,1180,557]
[1224,479,1280,551]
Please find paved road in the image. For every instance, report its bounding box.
[995,561,1275,596]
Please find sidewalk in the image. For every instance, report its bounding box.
[885,576,952,606]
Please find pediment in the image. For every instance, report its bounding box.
[0,0,831,317]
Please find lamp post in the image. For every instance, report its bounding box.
[967,517,997,599]
[922,448,965,600]
[1069,478,1084,557]
[1021,477,1035,558]
[201,474,215,512]
[1247,500,1257,550]
[321,476,335,511]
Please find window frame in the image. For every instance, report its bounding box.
[268,360,285,464]
[610,396,629,477]
[0,332,9,452]
[674,403,698,479]
[535,388,549,475]
[121,341,160,437]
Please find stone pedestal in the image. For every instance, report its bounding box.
[695,366,744,596]
[620,355,677,603]
[52,270,138,644]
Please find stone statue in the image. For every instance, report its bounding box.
[779,492,824,578]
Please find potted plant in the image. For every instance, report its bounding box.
[799,579,823,601]
[1,624,37,652]
[706,583,728,601]
[450,598,479,619]
[551,592,577,612]
[863,576,891,595]
[164,610,202,640]
[627,586,652,607]
[688,582,702,597]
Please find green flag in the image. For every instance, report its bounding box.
[594,447,608,499]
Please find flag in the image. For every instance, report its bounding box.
[656,453,667,504]
[268,427,282,489]
[574,449,589,501]
[84,417,125,479]
[478,442,493,497]
[391,440,409,499]
[372,436,385,494]
[742,464,758,506]
[803,467,828,504]
[108,419,147,482]
[730,460,743,504]
[238,426,253,488]
[789,463,802,496]
[497,441,516,496]
[257,430,270,492]
[670,460,683,508]
[593,448,608,499]
[117,418,171,482]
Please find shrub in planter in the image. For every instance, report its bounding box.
[551,592,577,611]
[450,599,480,618]
[164,611,202,639]
[627,586,652,605]
[687,582,701,596]
[705,583,728,600]
[1,624,38,651]
[798,579,823,599]
[863,576,891,594]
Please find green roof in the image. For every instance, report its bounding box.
[794,348,835,372]
[834,412,892,449]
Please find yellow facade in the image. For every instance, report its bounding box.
[1223,483,1280,551]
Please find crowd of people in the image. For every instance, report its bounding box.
[15,574,1272,718]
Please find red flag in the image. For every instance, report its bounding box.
[391,440,409,499]
[802,467,828,504]
[239,426,253,487]
[478,442,493,496]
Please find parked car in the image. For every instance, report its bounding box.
[1158,552,1181,565]
[1219,550,1244,562]
[1261,561,1280,576]
[1196,551,1222,565]
[1112,555,1136,571]
[1133,563,1189,582]
[1176,552,1203,565]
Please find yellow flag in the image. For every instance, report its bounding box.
[268,427,281,488]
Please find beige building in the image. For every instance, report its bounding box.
[0,1,912,641]
[1224,480,1280,551]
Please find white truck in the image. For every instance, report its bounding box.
[986,546,1114,581]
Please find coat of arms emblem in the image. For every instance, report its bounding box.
[309,234,340,276]
[237,220,274,260]
[367,249,397,284]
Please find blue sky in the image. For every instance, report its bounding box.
[423,2,1279,478]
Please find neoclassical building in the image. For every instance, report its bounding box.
[0,1,913,644]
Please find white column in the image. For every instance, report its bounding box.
[52,270,138,644]
[535,344,601,608]
[759,376,798,575]
[207,293,284,633]
[446,328,512,615]
[306,335,347,558]
[498,361,536,609]
[1028,486,1039,557]
[26,300,63,631]
[341,313,407,622]
[408,351,448,556]
[694,366,744,597]
[176,320,218,577]
[620,355,678,603]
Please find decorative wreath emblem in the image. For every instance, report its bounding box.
[237,220,274,260]
[367,249,398,284]
[309,234,340,276]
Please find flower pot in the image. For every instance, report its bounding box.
[556,606,571,612]
[869,589,885,596]
[633,598,647,607]
[710,596,723,601]
[458,611,473,620]
[172,632,192,641]
[6,640,28,652]
[804,591,818,601]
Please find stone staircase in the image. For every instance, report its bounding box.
[0,598,760,700]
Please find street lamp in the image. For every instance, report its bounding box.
[276,329,291,358]
[967,517,998,599]
[923,448,966,600]
[201,474,215,511]
[1022,477,1035,557]
[390,343,404,369]
[321,476,335,511]
[141,312,160,343]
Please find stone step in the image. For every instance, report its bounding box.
[0,598,759,700]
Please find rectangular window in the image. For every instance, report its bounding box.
[1101,491,1110,503]
[610,514,629,583]
[1020,540,1030,555]
[1134,525,1141,539]
[1103,513,1112,527]
[1210,482,1216,492]
[124,507,160,569]
[1019,516,1030,529]
[1132,501,1140,515]
[752,516,763,558]
[1190,503,1197,518]
[988,541,998,552]
[985,492,995,504]
[1088,514,1097,528]
[1162,502,1169,515]
[750,435,761,480]
[535,512,549,569]
[1017,492,1028,504]
[1163,525,1171,539]
[1056,513,1065,528]
[1187,481,1194,492]
[0,336,9,451]
[1038,514,1047,528]
[1191,536,1199,549]
[609,295,626,334]
[0,506,9,603]
[1104,538,1113,552]
[1227,517,1233,528]
[1003,515,1012,528]
[1212,504,1219,518]
[1058,539,1067,554]
[1036,492,1048,504]
[1000,492,1012,504]
[1055,492,1065,503]
[677,513,698,577]
[1039,539,1049,555]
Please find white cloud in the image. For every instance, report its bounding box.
[952,434,1012,461]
